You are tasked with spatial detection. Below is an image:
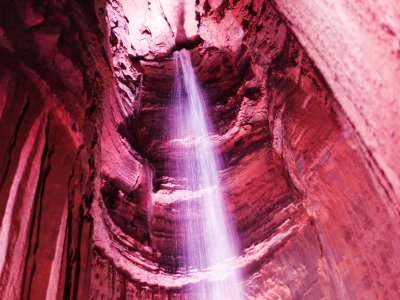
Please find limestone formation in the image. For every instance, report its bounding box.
[0,0,399,299]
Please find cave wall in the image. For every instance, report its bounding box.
[0,0,399,299]
[272,0,400,200]
[0,0,106,298]
[191,1,400,298]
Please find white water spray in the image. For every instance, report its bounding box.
[172,50,243,299]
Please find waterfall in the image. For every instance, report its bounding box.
[172,50,243,299]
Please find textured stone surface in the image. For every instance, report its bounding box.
[272,0,400,200]
[0,0,103,298]
[0,0,399,299]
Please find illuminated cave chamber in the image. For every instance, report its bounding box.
[0,0,399,299]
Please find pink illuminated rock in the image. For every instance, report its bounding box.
[272,0,400,200]
[0,0,399,299]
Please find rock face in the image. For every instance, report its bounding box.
[0,0,399,299]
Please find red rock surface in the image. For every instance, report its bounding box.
[0,0,399,299]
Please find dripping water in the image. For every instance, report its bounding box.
[172,49,243,299]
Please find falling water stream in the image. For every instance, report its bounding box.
[172,50,243,299]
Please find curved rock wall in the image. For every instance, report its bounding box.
[273,0,400,200]
[0,0,106,298]
[0,0,399,299]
